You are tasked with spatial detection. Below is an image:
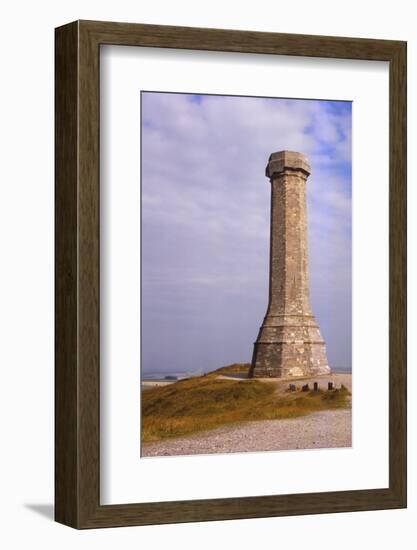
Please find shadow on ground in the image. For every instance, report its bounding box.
[24,504,54,521]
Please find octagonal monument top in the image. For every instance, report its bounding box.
[265,150,311,179]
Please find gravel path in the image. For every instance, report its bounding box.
[142,409,352,457]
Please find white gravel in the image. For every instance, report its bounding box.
[142,409,352,457]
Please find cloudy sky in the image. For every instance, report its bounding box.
[141,92,352,374]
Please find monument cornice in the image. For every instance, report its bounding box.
[265,150,311,180]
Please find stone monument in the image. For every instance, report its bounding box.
[249,151,331,378]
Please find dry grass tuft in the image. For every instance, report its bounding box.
[141,364,351,442]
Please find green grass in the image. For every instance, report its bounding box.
[207,363,252,376]
[141,365,351,442]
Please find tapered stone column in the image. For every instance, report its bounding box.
[249,151,330,378]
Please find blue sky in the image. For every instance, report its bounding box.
[141,92,352,374]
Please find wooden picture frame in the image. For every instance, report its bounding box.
[55,20,407,529]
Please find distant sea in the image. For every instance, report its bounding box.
[142,370,204,381]
[331,366,352,373]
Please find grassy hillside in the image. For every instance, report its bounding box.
[141,364,351,442]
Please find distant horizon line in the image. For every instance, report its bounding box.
[142,365,352,375]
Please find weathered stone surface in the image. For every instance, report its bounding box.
[249,151,331,378]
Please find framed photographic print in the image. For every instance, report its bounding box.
[55,20,406,528]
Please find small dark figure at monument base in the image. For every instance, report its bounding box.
[249,151,331,379]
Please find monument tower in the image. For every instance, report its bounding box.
[249,151,331,378]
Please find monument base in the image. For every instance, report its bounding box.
[249,314,331,378]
